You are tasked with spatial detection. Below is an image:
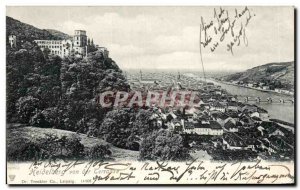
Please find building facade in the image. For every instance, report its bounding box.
[183,120,223,136]
[34,30,89,58]
[34,39,74,57]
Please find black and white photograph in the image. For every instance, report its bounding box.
[5,5,295,185]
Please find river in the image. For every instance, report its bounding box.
[186,74,295,124]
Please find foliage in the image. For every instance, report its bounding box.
[64,134,85,158]
[6,17,162,161]
[98,108,155,150]
[7,140,42,161]
[7,133,85,161]
[87,144,112,160]
[140,129,190,161]
[16,96,40,123]
[29,111,51,128]
[6,16,65,44]
[7,25,129,131]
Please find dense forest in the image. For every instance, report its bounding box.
[6,16,190,162]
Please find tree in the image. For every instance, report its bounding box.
[7,27,130,139]
[131,109,155,136]
[140,129,190,161]
[42,47,51,59]
[99,108,132,148]
[16,96,40,123]
[29,111,51,128]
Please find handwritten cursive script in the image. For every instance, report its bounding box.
[200,6,255,55]
[25,158,294,184]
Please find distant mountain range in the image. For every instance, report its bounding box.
[220,61,294,89]
[6,16,70,42]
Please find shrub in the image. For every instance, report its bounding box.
[8,133,86,161]
[7,140,43,161]
[29,112,51,128]
[86,118,99,137]
[87,144,112,160]
[65,134,85,159]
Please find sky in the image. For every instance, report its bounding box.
[6,6,294,71]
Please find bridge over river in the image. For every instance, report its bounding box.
[190,76,295,124]
[243,97,294,104]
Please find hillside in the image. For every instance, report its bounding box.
[6,16,67,42]
[7,125,139,161]
[7,16,129,135]
[46,29,71,40]
[220,61,294,89]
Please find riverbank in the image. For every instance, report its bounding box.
[213,79,294,98]
[185,73,295,124]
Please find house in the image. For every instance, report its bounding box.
[184,107,200,121]
[206,82,214,87]
[251,116,262,123]
[243,138,261,151]
[210,102,226,112]
[257,107,269,120]
[267,136,293,154]
[169,118,184,132]
[260,121,290,137]
[227,111,239,119]
[258,139,277,154]
[227,102,238,112]
[215,90,222,95]
[275,88,281,93]
[211,112,229,122]
[182,120,223,136]
[247,83,254,87]
[209,121,224,135]
[224,119,238,132]
[198,103,210,110]
[262,86,270,90]
[269,129,285,137]
[150,112,165,128]
[166,111,177,122]
[239,114,255,126]
[250,112,260,118]
[241,104,258,113]
[237,102,246,112]
[222,133,247,150]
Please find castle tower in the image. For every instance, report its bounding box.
[73,30,87,47]
[8,35,16,48]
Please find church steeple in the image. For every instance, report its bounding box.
[140,70,143,80]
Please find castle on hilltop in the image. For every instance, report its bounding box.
[32,30,109,58]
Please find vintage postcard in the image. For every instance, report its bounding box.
[6,6,295,185]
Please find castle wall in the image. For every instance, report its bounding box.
[33,30,106,58]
